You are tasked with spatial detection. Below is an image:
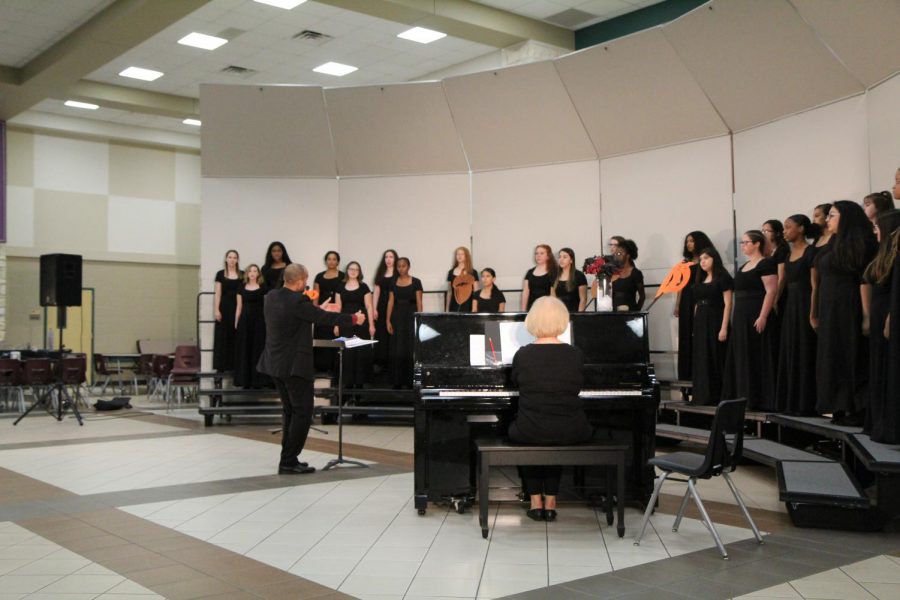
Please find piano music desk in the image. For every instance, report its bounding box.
[476,438,627,539]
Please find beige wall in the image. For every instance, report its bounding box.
[4,257,198,352]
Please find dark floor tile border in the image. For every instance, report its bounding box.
[500,528,900,600]
[0,428,201,451]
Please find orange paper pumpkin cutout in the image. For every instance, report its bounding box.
[655,261,693,299]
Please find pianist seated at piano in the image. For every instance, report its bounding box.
[508,296,594,522]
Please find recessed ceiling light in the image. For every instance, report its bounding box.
[183,118,202,126]
[253,0,307,8]
[177,32,228,50]
[397,27,446,44]
[64,100,99,110]
[313,61,357,76]
[119,66,164,81]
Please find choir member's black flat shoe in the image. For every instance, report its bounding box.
[526,509,545,522]
[278,464,315,474]
[543,510,557,522]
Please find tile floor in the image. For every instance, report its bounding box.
[1,399,899,600]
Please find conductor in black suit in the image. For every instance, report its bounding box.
[258,263,365,474]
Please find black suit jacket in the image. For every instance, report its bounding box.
[257,287,353,379]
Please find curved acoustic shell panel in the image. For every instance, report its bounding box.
[790,0,900,88]
[555,29,728,158]
[200,84,335,178]
[663,0,864,132]
[441,61,597,171]
[867,75,900,192]
[326,83,468,177]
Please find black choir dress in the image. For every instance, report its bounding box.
[213,270,242,372]
[524,268,553,310]
[373,274,396,368]
[612,268,645,311]
[233,286,270,388]
[338,282,373,389]
[389,277,422,388]
[691,273,734,405]
[724,258,779,411]
[474,287,507,313]
[775,247,817,415]
[815,244,873,416]
[313,271,345,373]
[447,268,478,312]
[770,244,790,351]
[677,262,701,381]
[261,264,287,289]
[554,270,588,312]
[875,255,900,443]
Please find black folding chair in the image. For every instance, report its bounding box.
[633,398,763,558]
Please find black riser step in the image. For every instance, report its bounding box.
[786,503,887,532]
[655,425,831,467]
[778,461,870,510]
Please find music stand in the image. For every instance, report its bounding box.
[316,339,374,471]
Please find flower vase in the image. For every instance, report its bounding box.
[595,276,613,312]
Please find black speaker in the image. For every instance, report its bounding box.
[40,254,83,307]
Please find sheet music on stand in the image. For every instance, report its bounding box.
[332,336,378,348]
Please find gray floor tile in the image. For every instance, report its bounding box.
[561,575,655,599]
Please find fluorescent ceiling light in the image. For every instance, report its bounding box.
[183,118,202,126]
[64,100,99,110]
[178,32,228,50]
[253,0,307,8]
[119,66,164,81]
[313,62,357,76]
[397,27,446,44]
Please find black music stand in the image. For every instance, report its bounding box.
[316,339,375,471]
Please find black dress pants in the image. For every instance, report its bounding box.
[273,375,314,467]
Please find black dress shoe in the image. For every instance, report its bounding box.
[526,509,545,522]
[278,464,316,474]
[543,510,557,522]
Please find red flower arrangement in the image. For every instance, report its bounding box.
[582,255,621,278]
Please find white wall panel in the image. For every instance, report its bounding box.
[175,152,201,204]
[33,134,108,195]
[201,178,339,291]
[600,137,734,353]
[867,74,900,195]
[733,96,870,236]
[471,161,601,295]
[107,196,175,255]
[338,174,470,299]
[5,186,34,248]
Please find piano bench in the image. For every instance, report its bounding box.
[475,438,628,539]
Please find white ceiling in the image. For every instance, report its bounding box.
[0,0,116,68]
[82,0,498,99]
[1,0,658,139]
[472,0,664,28]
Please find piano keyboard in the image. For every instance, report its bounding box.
[435,389,643,398]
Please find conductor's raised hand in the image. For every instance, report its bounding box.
[320,297,340,312]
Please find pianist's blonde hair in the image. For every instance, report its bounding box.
[525,296,569,339]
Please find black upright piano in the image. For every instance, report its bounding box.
[413,311,659,514]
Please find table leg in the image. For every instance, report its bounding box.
[617,455,625,538]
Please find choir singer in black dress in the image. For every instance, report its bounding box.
[775,215,818,415]
[261,241,291,289]
[812,201,876,424]
[864,209,900,442]
[372,249,398,373]
[676,231,713,382]
[508,296,593,522]
[521,244,556,311]
[386,257,423,389]
[233,264,270,388]
[724,231,778,411]
[213,250,242,373]
[472,268,506,313]
[335,261,376,395]
[554,248,587,312]
[691,247,733,406]
[313,251,344,373]
[446,247,478,312]
[257,264,364,474]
